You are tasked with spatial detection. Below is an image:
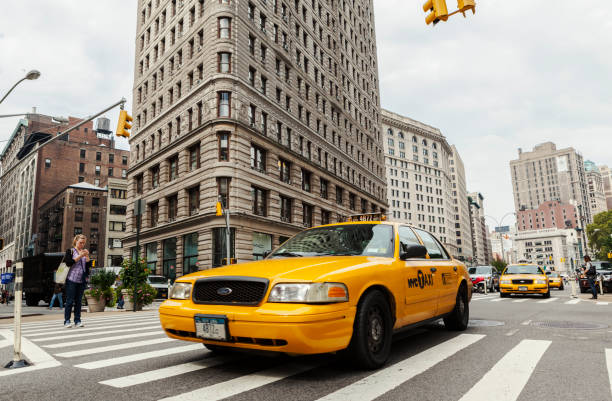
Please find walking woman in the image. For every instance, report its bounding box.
[583,255,598,300]
[63,234,91,327]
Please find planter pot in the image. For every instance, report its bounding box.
[121,289,143,311]
[85,295,106,313]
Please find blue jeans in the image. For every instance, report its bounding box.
[64,280,85,324]
[588,277,598,298]
[49,292,63,308]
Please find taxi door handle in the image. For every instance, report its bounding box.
[430,267,437,273]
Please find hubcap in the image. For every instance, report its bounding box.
[367,307,384,353]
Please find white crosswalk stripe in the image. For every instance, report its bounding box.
[537,298,558,304]
[317,334,485,401]
[43,330,164,348]
[1,313,158,330]
[36,324,161,342]
[565,299,581,304]
[22,316,159,335]
[512,299,528,303]
[75,344,204,370]
[459,339,551,401]
[54,337,176,358]
[26,320,160,337]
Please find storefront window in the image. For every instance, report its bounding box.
[146,242,158,272]
[183,233,199,274]
[212,227,235,267]
[163,237,177,281]
[253,232,272,261]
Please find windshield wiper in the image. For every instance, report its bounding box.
[270,252,303,258]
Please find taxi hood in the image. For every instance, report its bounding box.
[178,256,392,282]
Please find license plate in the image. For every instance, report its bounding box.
[195,315,228,341]
[518,286,528,291]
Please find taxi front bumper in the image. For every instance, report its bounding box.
[159,300,355,355]
[499,284,548,294]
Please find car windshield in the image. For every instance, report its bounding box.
[504,265,543,275]
[269,224,394,258]
[147,276,167,284]
[548,273,559,277]
[468,267,491,275]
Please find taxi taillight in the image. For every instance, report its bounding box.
[328,286,347,298]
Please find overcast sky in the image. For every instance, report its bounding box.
[1,0,611,227]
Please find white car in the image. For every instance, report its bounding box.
[147,275,171,299]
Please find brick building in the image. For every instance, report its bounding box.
[124,0,386,278]
[516,200,578,232]
[37,183,108,264]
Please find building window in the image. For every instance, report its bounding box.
[122,156,128,165]
[302,203,313,227]
[109,221,126,232]
[218,52,231,72]
[301,169,311,192]
[218,17,231,38]
[321,209,331,225]
[80,149,86,158]
[162,237,177,280]
[218,91,231,117]
[122,169,127,178]
[336,187,343,205]
[349,193,356,210]
[278,158,291,183]
[109,154,115,163]
[95,165,101,176]
[96,152,102,161]
[183,233,199,274]
[79,163,85,173]
[75,211,83,222]
[78,176,84,182]
[189,144,200,171]
[218,132,229,161]
[320,179,328,199]
[92,197,100,206]
[252,186,267,216]
[45,158,51,168]
[250,144,266,172]
[217,177,230,207]
[74,227,82,235]
[212,227,235,267]
[146,242,158,271]
[149,202,159,228]
[110,205,127,215]
[168,155,179,181]
[280,196,292,222]
[188,186,200,216]
[94,178,100,186]
[108,167,114,177]
[167,194,178,221]
[136,174,143,194]
[91,212,99,223]
[76,196,84,205]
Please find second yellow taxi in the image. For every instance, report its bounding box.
[499,263,550,298]
[159,216,472,369]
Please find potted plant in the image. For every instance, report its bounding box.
[118,258,156,311]
[85,270,117,312]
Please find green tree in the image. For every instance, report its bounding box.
[586,210,612,261]
[491,259,507,273]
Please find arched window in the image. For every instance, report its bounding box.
[398,131,404,139]
[432,143,437,150]
[412,135,417,143]
[422,139,427,146]
[387,128,393,136]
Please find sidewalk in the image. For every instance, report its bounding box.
[577,292,612,302]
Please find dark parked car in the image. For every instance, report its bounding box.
[579,261,612,294]
[468,266,499,292]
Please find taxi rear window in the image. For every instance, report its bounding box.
[269,224,394,258]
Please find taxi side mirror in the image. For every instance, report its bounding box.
[400,244,428,260]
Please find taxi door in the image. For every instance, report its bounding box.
[413,228,458,314]
[398,226,437,325]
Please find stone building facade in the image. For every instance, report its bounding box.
[599,165,612,211]
[381,109,456,256]
[510,142,591,224]
[516,200,578,232]
[584,160,607,218]
[449,145,473,263]
[468,192,492,265]
[513,228,581,273]
[125,0,386,278]
[37,183,108,264]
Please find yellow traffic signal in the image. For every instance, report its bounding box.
[457,0,476,16]
[215,201,223,216]
[116,109,133,138]
[423,0,448,25]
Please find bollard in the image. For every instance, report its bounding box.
[5,262,28,369]
[599,275,604,296]
[484,279,488,295]
[570,273,577,298]
[167,279,171,300]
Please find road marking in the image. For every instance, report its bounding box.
[43,330,164,349]
[35,324,161,342]
[316,334,486,401]
[100,355,238,388]
[0,329,62,377]
[505,329,519,336]
[23,318,159,336]
[459,339,551,401]
[565,299,581,305]
[160,361,323,401]
[75,343,204,369]
[537,298,558,304]
[490,298,506,302]
[10,313,158,330]
[606,349,612,398]
[512,299,527,303]
[55,337,176,358]
[521,320,531,326]
[597,302,609,306]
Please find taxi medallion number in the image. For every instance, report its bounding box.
[195,315,228,341]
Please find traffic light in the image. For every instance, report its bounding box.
[423,0,448,25]
[457,0,476,16]
[215,201,223,216]
[116,110,133,138]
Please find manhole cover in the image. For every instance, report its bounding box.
[468,320,505,327]
[531,321,608,330]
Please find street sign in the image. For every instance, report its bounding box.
[1,273,14,284]
[134,199,146,216]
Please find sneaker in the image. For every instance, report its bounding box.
[64,322,72,328]
[74,322,84,328]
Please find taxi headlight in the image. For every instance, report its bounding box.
[536,279,547,284]
[500,279,511,284]
[268,283,349,303]
[170,282,192,299]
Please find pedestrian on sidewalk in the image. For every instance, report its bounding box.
[2,289,9,305]
[49,283,64,309]
[63,234,91,328]
[583,255,598,300]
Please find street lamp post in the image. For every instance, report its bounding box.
[0,70,41,105]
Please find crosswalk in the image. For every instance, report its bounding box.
[2,312,612,400]
[471,294,611,306]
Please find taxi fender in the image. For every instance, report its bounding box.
[350,280,399,324]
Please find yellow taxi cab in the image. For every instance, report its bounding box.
[546,272,564,290]
[499,263,550,298]
[159,214,472,369]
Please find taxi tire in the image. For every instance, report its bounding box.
[443,285,469,331]
[346,290,392,370]
[500,292,509,298]
[543,288,550,298]
[559,285,564,291]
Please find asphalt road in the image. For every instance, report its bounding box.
[1,288,611,401]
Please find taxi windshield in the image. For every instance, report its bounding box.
[147,276,167,284]
[269,224,394,258]
[468,267,491,275]
[547,273,559,277]
[504,265,543,275]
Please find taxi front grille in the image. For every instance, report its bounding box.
[512,279,533,284]
[192,277,269,305]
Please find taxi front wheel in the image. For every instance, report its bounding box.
[443,285,469,331]
[346,290,392,370]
